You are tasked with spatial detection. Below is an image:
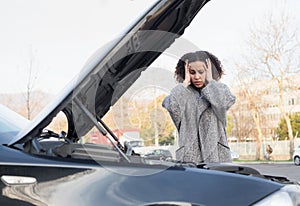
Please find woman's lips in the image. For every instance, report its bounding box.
[194,81,203,86]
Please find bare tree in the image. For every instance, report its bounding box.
[229,89,252,142]
[240,11,300,159]
[22,47,40,120]
[232,69,270,160]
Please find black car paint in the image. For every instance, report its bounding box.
[0,145,282,206]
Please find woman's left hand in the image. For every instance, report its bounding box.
[205,58,213,83]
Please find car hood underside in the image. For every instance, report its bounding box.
[9,0,209,146]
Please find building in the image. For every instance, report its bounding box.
[229,74,300,142]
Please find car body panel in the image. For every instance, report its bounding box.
[0,145,282,206]
[293,145,300,165]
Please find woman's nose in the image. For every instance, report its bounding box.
[194,73,201,79]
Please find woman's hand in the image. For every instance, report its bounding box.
[205,58,213,83]
[183,59,191,87]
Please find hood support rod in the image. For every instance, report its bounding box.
[73,97,130,162]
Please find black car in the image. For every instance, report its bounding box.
[144,149,173,160]
[1,0,300,205]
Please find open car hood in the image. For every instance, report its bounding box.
[9,0,209,146]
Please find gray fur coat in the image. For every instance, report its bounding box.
[162,80,236,163]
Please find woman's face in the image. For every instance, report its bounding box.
[188,60,207,89]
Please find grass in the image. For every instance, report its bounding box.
[233,159,292,163]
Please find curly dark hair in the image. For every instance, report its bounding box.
[174,51,224,83]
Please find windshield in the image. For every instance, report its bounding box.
[0,105,30,143]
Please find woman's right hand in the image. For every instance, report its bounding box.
[183,59,190,87]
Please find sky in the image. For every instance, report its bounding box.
[1,0,300,94]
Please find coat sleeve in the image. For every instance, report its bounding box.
[201,80,236,126]
[162,83,191,130]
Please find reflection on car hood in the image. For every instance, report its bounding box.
[9,0,209,145]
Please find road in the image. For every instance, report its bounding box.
[239,162,300,182]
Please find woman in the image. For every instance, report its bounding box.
[162,51,236,163]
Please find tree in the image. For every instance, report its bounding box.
[137,94,175,146]
[226,115,234,137]
[20,47,42,120]
[108,91,175,146]
[228,89,256,143]
[230,76,268,159]
[237,10,300,159]
[149,94,175,146]
[276,113,300,140]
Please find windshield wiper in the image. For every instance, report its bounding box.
[73,97,130,162]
